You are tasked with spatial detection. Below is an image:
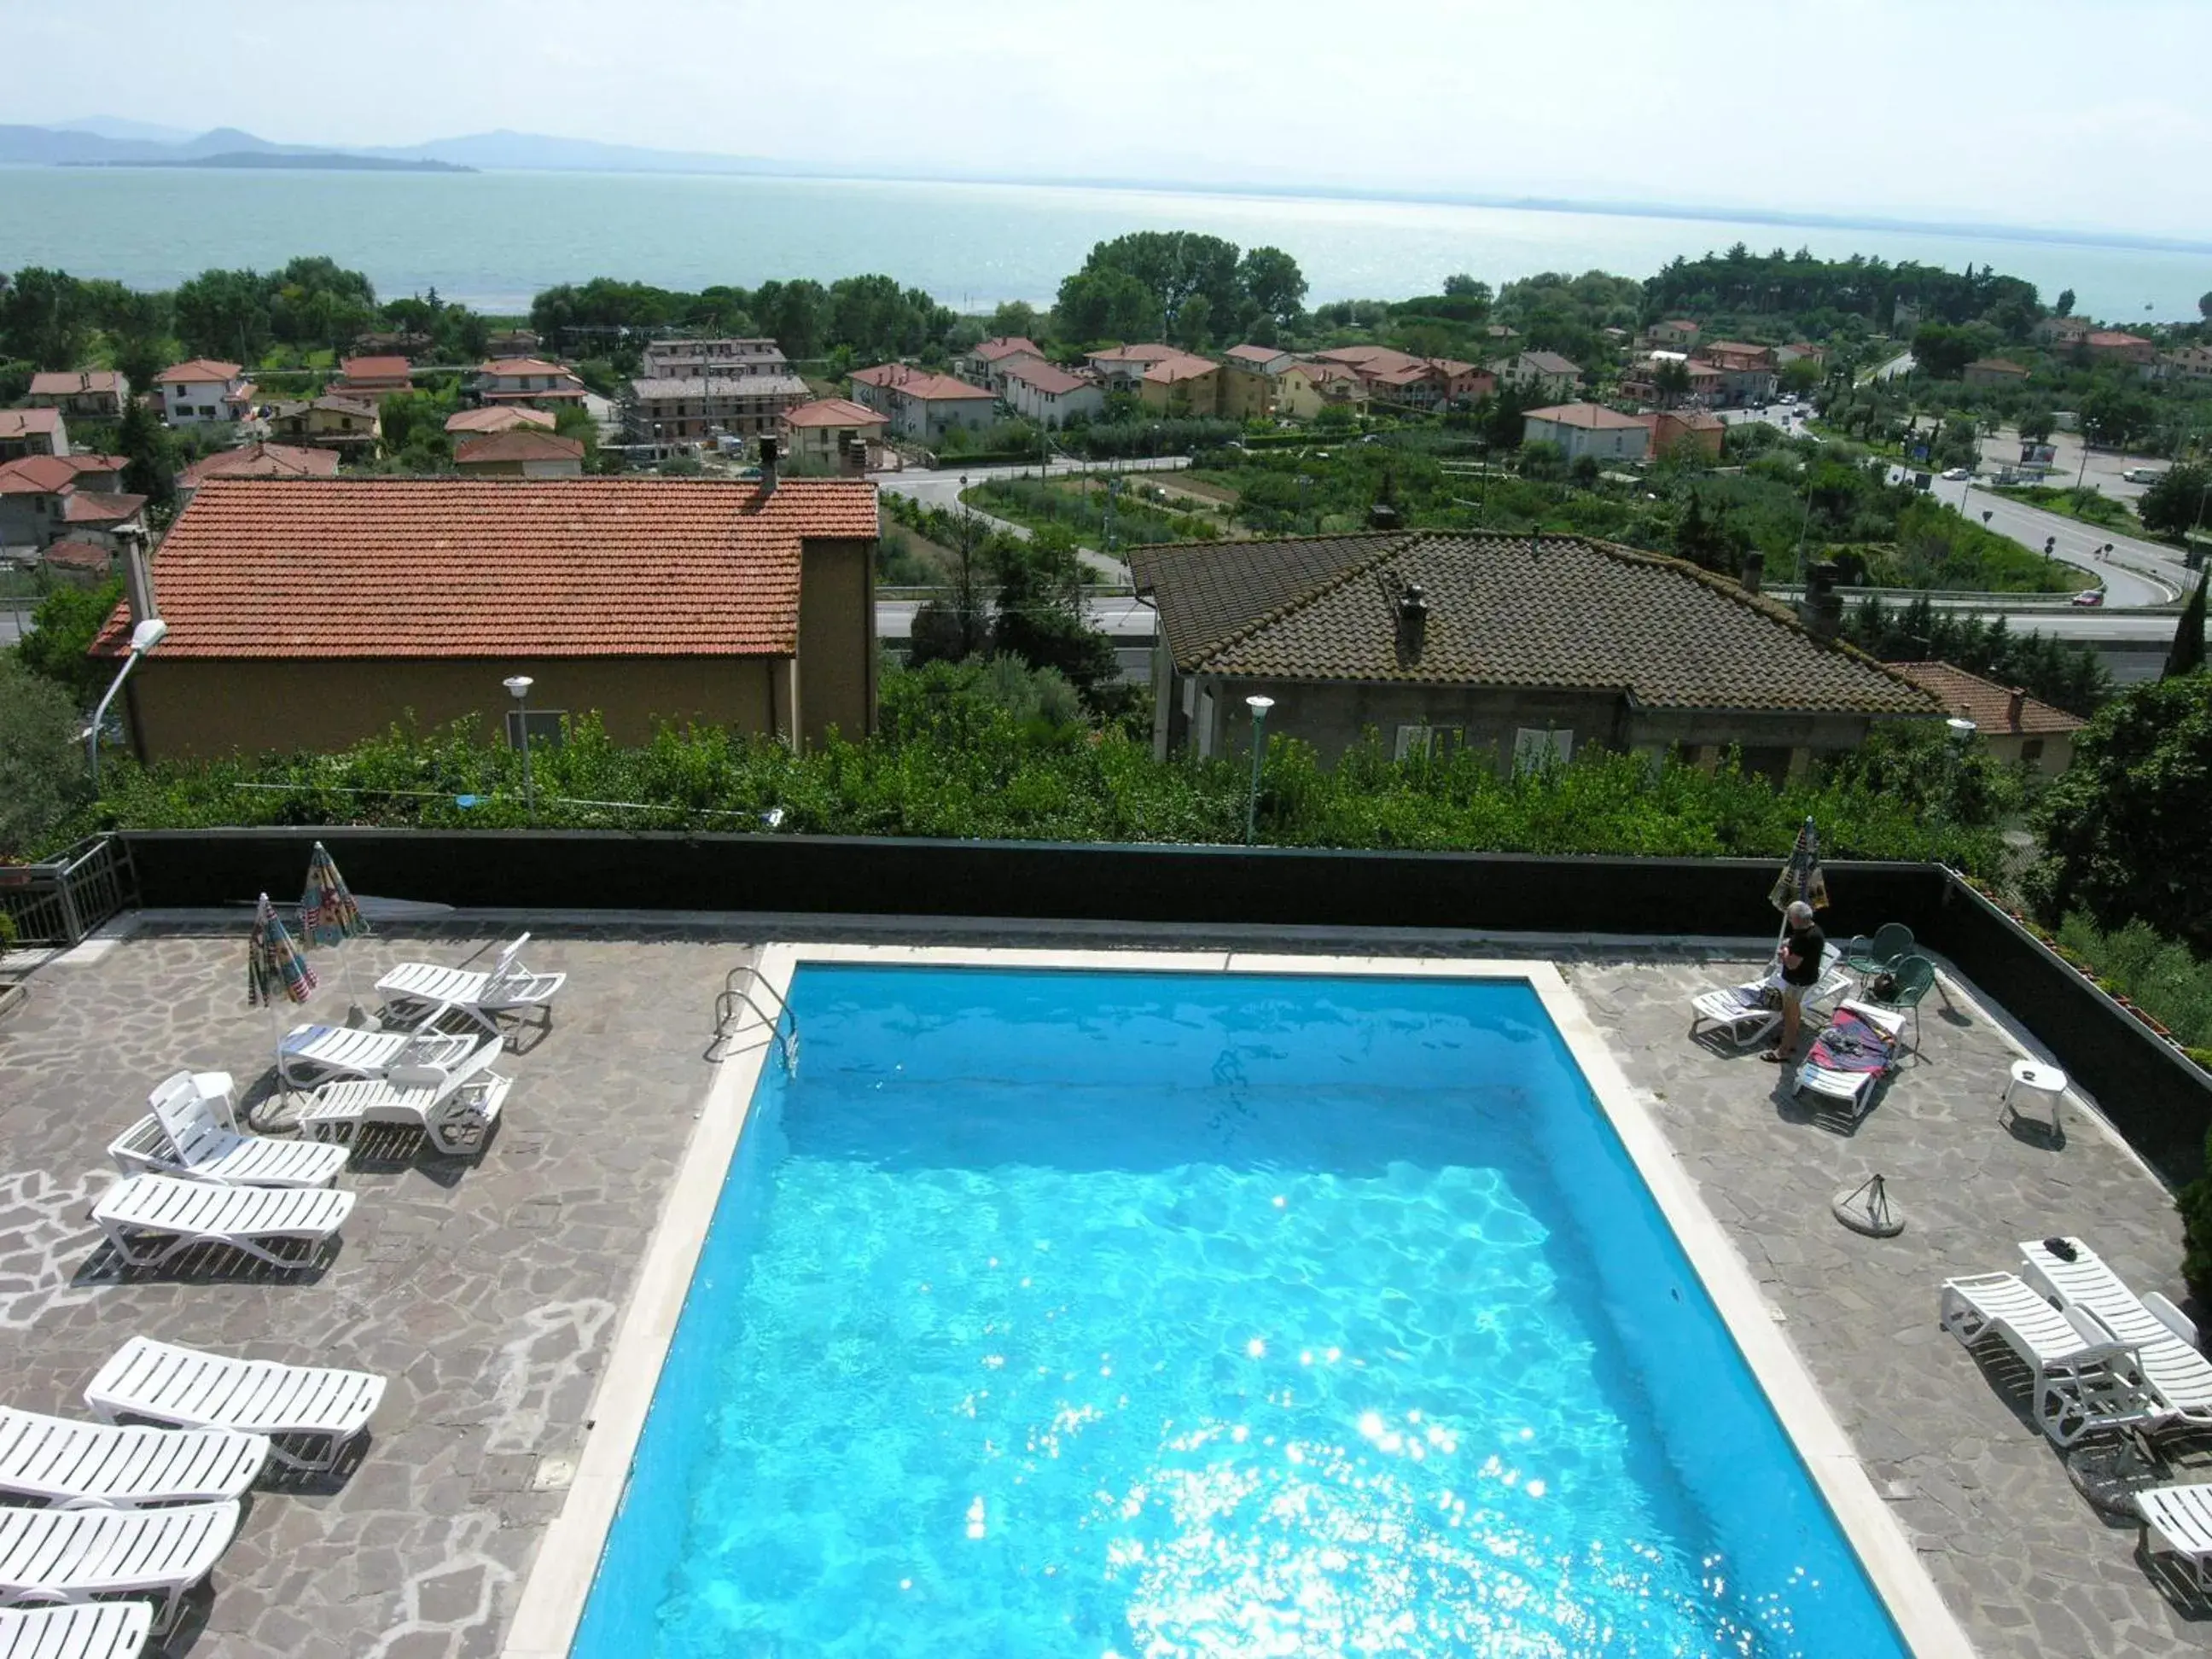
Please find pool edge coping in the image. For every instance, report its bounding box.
[502,941,1975,1659]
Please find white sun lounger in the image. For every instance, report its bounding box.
[0,1500,237,1634]
[1940,1270,2161,1445]
[2136,1481,2212,1598]
[1688,943,1849,1047]
[86,1338,385,1475]
[109,1073,349,1189]
[2019,1236,2212,1428]
[0,1604,155,1659]
[0,1407,268,1508]
[278,1022,478,1091]
[375,933,565,1033]
[1791,998,1906,1120]
[300,1038,511,1157]
[90,1176,354,1271]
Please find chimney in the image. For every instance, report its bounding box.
[2007,686,2027,728]
[1394,581,1429,666]
[1739,551,1764,594]
[758,435,779,495]
[1798,559,1843,640]
[838,431,866,480]
[119,529,157,627]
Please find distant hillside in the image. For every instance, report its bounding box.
[0,120,776,176]
[66,150,474,174]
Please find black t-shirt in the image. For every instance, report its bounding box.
[1782,924,1825,987]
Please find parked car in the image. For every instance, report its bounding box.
[2072,588,2106,607]
[2122,468,2164,485]
[1941,466,1971,481]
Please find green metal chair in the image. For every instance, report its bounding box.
[1871,953,1938,1054]
[1841,923,1914,978]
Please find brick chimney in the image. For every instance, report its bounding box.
[1798,560,1843,639]
[1394,581,1429,667]
[758,435,780,495]
[119,528,157,628]
[2006,686,2027,729]
[1740,551,1764,594]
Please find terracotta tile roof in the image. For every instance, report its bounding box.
[1313,345,1417,373]
[848,364,996,400]
[0,409,64,440]
[627,375,812,401]
[1086,343,1182,364]
[972,336,1044,362]
[337,356,412,382]
[1500,351,1582,377]
[155,359,242,385]
[444,405,556,434]
[178,442,339,488]
[2087,331,2151,348]
[0,454,120,493]
[783,397,888,429]
[1641,410,1726,433]
[475,358,574,378]
[1133,530,1937,714]
[28,370,123,397]
[63,490,144,525]
[453,431,585,464]
[1002,358,1092,396]
[39,538,114,573]
[1141,354,1219,385]
[1225,344,1289,366]
[91,477,877,661]
[1965,358,2028,375]
[1890,662,2085,736]
[1526,403,1646,430]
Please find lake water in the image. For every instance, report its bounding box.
[3,165,2206,321]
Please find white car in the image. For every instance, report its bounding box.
[1941,467,1971,481]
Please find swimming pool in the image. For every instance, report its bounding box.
[568,963,1912,1657]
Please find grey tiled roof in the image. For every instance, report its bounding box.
[1133,531,1939,715]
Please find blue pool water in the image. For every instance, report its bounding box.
[572,967,1907,1658]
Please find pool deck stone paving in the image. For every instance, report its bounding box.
[0,911,2203,1656]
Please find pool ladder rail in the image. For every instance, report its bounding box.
[712,963,798,1073]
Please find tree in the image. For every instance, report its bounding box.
[0,267,90,368]
[2201,290,2212,323]
[2030,675,2212,952]
[2141,463,2212,539]
[1053,266,1161,344]
[1779,356,1822,395]
[0,656,90,859]
[989,300,1040,341]
[1062,232,1240,339]
[990,527,1119,707]
[1173,294,1213,352]
[1910,322,1976,379]
[1651,358,1691,405]
[2056,288,2075,317]
[114,399,176,508]
[2017,404,2056,444]
[2167,574,2207,678]
[1237,246,1307,329]
[13,579,123,708]
[1442,274,1492,303]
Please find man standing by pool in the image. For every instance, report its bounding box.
[1762,900,1825,1063]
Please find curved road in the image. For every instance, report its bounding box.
[870,456,1189,581]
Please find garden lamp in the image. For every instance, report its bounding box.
[1244,695,1274,847]
[86,617,168,791]
[504,675,537,824]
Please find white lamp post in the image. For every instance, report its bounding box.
[86,618,167,791]
[1244,695,1275,846]
[504,675,537,824]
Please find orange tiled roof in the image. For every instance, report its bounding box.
[475,358,574,379]
[178,442,339,489]
[27,370,124,397]
[1890,661,2085,736]
[848,364,995,400]
[0,409,64,440]
[40,538,114,573]
[445,405,556,434]
[1526,402,1645,430]
[1086,343,1182,364]
[154,359,242,384]
[972,336,1044,362]
[63,490,144,524]
[454,431,585,464]
[0,454,98,493]
[783,397,888,428]
[91,477,877,661]
[337,356,412,381]
[1141,353,1219,385]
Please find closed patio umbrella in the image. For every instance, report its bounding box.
[299,841,370,1022]
[1767,815,1829,948]
[247,893,317,1008]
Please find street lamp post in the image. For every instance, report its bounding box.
[1244,695,1274,847]
[504,675,537,824]
[86,618,168,792]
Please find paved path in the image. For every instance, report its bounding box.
[873,458,1188,584]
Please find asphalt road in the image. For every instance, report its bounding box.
[871,456,1189,582]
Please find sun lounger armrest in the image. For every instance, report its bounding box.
[2145,1290,2200,1348]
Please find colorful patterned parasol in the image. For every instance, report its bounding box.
[299,841,367,947]
[246,892,317,1007]
[1768,816,1830,918]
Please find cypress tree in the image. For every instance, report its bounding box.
[2166,574,2207,679]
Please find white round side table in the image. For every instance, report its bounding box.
[2000,1059,2067,1138]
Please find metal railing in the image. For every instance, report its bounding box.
[711,962,797,1072]
[0,836,139,949]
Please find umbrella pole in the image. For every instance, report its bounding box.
[339,942,370,1027]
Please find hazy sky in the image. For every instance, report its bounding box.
[10,0,2211,236]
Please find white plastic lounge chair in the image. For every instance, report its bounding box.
[0,1604,154,1659]
[0,1500,237,1634]
[1939,1270,2160,1445]
[86,1338,385,1475]
[1689,943,1849,1047]
[2136,1482,2212,1598]
[0,1407,268,1508]
[109,1076,349,1189]
[90,1175,354,1271]
[374,932,565,1033]
[2019,1236,2212,1428]
[277,1022,477,1091]
[1790,998,1905,1121]
[300,1038,511,1156]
